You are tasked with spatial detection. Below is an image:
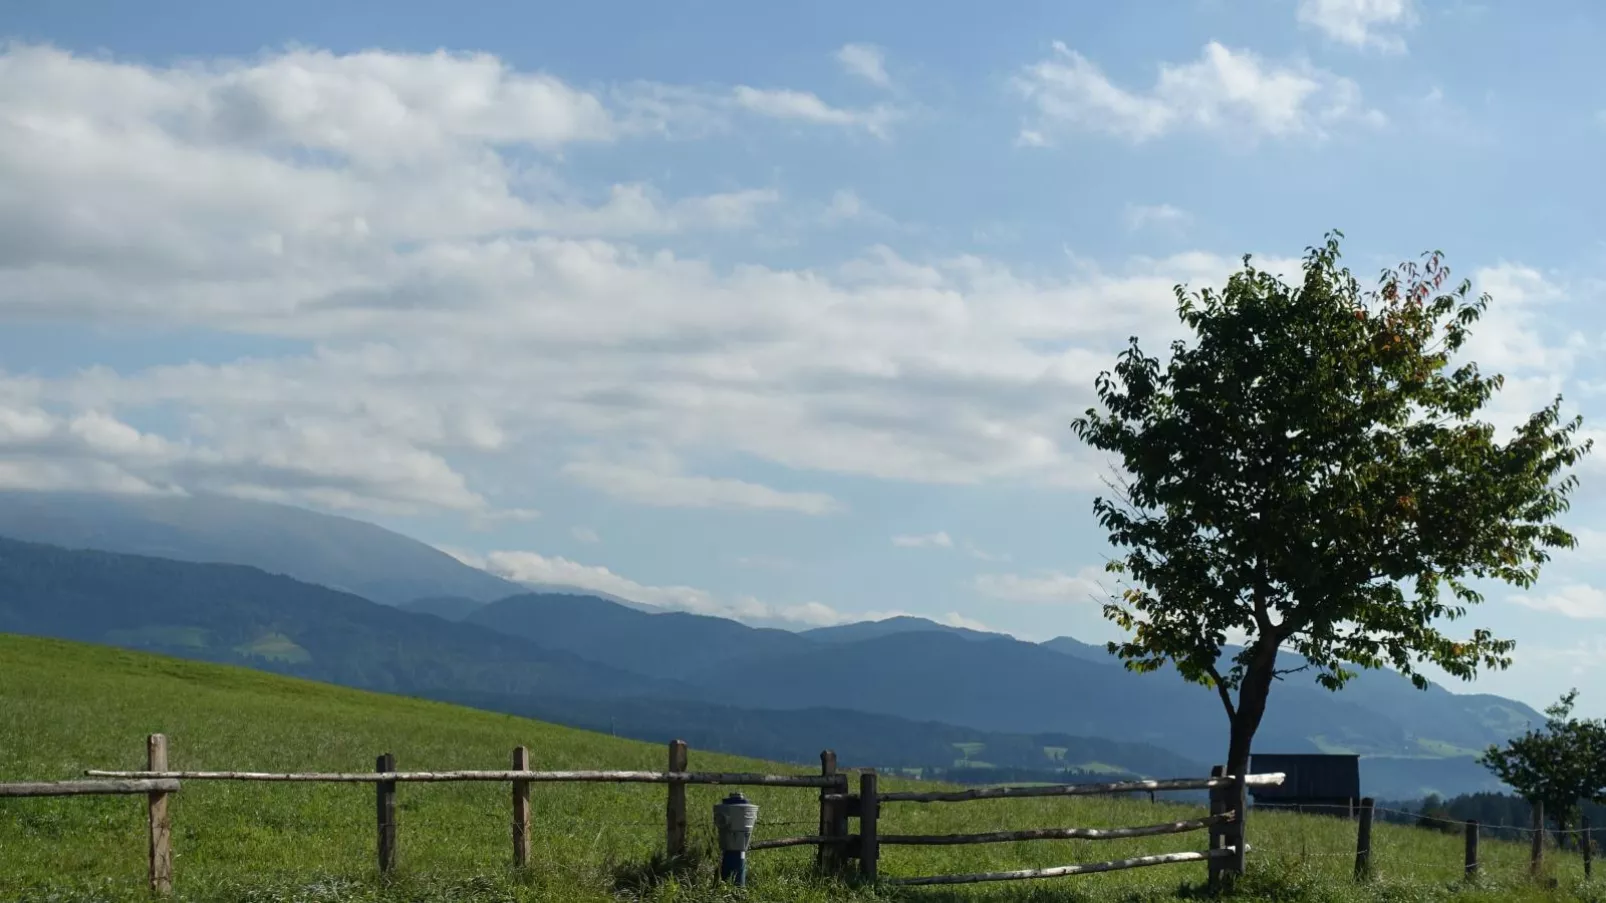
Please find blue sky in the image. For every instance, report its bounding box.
[3,0,1606,715]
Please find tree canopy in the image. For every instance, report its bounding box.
[1071,231,1592,777]
[1481,689,1606,840]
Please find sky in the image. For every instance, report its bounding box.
[3,0,1606,716]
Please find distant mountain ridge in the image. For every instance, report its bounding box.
[0,491,1546,800]
[801,615,1001,644]
[0,490,521,605]
[0,536,1203,783]
[465,593,815,679]
[0,535,663,702]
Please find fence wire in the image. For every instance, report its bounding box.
[1245,803,1599,892]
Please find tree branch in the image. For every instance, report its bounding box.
[1205,664,1237,720]
[1272,664,1310,681]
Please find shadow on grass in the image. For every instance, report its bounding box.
[611,848,710,896]
[875,878,1213,903]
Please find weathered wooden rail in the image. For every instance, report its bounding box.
[12,733,1286,894]
[0,778,179,797]
[15,734,856,894]
[2,735,177,894]
[859,766,1286,890]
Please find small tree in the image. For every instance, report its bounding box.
[1071,232,1591,780]
[1482,690,1606,847]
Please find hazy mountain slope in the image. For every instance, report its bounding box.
[0,490,520,605]
[0,541,1214,785]
[1039,635,1119,664]
[679,630,1530,768]
[1205,646,1546,757]
[442,692,1208,780]
[400,595,487,621]
[801,615,1001,644]
[465,592,816,679]
[0,535,663,701]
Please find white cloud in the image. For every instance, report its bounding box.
[473,547,956,628]
[1014,41,1384,145]
[836,43,892,89]
[1125,203,1192,231]
[732,86,900,137]
[0,42,1325,515]
[825,189,865,221]
[0,397,493,516]
[1510,584,1606,620]
[973,566,1111,605]
[562,456,843,515]
[891,531,954,548]
[570,526,600,543]
[1296,0,1417,53]
[541,183,781,235]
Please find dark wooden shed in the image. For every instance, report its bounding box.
[1249,753,1361,817]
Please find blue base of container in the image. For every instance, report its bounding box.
[719,850,748,886]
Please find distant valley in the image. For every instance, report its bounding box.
[0,490,1547,800]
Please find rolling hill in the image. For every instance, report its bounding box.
[0,634,1584,902]
[0,503,1544,800]
[670,627,1534,791]
[0,535,664,702]
[452,594,1540,781]
[0,537,1204,782]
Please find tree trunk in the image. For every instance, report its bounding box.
[1224,642,1279,779]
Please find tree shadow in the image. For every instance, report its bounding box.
[609,848,708,895]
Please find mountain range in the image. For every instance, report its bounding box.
[0,490,1547,799]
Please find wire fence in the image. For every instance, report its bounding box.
[1245,801,1599,891]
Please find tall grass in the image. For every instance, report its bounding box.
[1,635,1599,902]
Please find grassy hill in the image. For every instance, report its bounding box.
[2,635,1597,903]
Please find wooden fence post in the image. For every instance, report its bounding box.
[512,746,531,869]
[1583,815,1592,880]
[376,753,397,875]
[1354,797,1374,881]
[817,750,838,874]
[666,740,688,859]
[1531,799,1544,877]
[859,771,879,882]
[1464,820,1479,878]
[1206,765,1224,891]
[1227,771,1248,882]
[146,734,172,896]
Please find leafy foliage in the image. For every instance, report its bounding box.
[1481,689,1606,835]
[1071,231,1591,774]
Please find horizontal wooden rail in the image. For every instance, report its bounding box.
[879,813,1232,846]
[885,846,1241,886]
[85,768,844,788]
[878,772,1284,804]
[0,779,181,798]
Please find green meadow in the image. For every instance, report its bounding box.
[1,634,1599,902]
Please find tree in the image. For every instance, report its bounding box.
[1070,232,1591,781]
[1481,689,1606,847]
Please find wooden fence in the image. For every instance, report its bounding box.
[858,765,1286,889]
[5,733,1285,894]
[1357,798,1596,882]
